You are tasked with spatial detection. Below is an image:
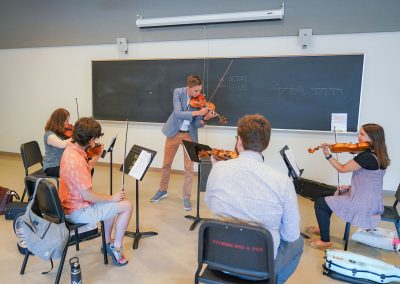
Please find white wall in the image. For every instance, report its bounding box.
[0,32,399,191]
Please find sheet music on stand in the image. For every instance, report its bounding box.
[279,145,303,180]
[120,145,156,181]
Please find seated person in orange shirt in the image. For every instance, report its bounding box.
[59,117,133,266]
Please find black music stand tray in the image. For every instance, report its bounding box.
[120,145,157,249]
[182,140,212,231]
[279,145,303,180]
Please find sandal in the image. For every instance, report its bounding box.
[305,238,332,251]
[305,226,321,236]
[108,243,128,266]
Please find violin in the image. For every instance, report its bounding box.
[308,141,371,154]
[198,148,238,161]
[189,94,227,125]
[63,123,74,139]
[86,143,103,159]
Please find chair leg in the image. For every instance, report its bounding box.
[55,242,69,284]
[343,222,351,251]
[20,251,30,275]
[75,228,80,251]
[100,221,108,265]
[20,187,27,202]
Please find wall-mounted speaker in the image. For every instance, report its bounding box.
[299,29,312,49]
[116,37,128,54]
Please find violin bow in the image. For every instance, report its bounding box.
[333,127,341,191]
[121,119,129,192]
[75,98,80,120]
[208,59,234,103]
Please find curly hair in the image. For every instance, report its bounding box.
[72,117,103,146]
[237,114,271,152]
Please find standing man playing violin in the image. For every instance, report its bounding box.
[150,75,216,211]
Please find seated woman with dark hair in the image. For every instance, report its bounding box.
[43,108,73,177]
[306,123,390,250]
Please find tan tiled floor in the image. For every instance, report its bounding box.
[0,153,398,283]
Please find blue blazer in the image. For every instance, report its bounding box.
[162,87,203,142]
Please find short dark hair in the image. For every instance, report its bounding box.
[187,75,202,87]
[72,117,103,146]
[237,114,271,152]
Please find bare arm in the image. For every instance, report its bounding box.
[80,188,125,203]
[47,134,71,148]
[322,145,361,173]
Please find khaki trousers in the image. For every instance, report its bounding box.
[159,132,193,199]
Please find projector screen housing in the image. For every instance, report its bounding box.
[136,4,284,28]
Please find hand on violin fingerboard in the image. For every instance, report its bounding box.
[204,110,217,121]
[194,108,210,117]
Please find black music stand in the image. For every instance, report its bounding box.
[280,145,311,238]
[102,136,117,195]
[182,140,212,231]
[279,145,303,180]
[120,145,157,249]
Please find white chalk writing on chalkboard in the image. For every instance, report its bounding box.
[311,88,343,96]
[229,75,247,90]
[271,84,305,96]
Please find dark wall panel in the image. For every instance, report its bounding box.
[93,54,364,132]
[0,0,399,48]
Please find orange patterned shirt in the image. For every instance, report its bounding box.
[59,143,93,215]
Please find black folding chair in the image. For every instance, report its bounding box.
[20,141,49,201]
[19,179,108,284]
[343,183,400,250]
[381,183,400,237]
[195,219,275,284]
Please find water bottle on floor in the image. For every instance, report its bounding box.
[70,257,82,284]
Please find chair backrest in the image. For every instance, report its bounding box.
[33,179,65,224]
[197,219,275,282]
[394,183,400,207]
[20,141,43,175]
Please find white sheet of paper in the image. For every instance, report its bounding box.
[331,113,348,132]
[128,150,151,180]
[284,148,301,178]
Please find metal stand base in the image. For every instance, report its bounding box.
[125,230,158,250]
[184,163,204,231]
[124,179,157,249]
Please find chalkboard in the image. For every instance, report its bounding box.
[92,54,364,132]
